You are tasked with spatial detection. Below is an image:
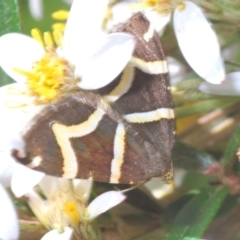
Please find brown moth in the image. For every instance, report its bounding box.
[12,13,175,185]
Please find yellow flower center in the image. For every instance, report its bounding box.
[14,28,79,103]
[131,0,184,14]
[64,201,81,225]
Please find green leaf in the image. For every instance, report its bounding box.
[175,98,240,118]
[0,67,14,86]
[0,0,21,86]
[162,187,228,240]
[222,123,240,168]
[0,0,21,35]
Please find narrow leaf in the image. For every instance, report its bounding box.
[222,123,240,167]
[162,187,228,240]
[175,98,240,118]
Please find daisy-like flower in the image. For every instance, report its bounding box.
[0,0,135,196]
[107,0,225,84]
[26,176,126,240]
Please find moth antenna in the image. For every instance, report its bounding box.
[114,181,147,193]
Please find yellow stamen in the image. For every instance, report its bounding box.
[44,32,54,48]
[52,10,69,20]
[177,2,185,10]
[64,201,80,225]
[52,23,66,32]
[53,29,63,47]
[14,47,76,103]
[31,28,44,48]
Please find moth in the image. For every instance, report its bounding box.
[12,13,175,185]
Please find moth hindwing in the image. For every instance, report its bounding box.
[12,13,175,185]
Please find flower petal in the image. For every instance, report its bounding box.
[106,1,136,31]
[0,183,19,240]
[173,1,225,84]
[38,176,71,199]
[87,191,126,220]
[76,33,135,90]
[28,0,43,20]
[0,152,16,187]
[0,33,44,83]
[63,0,108,65]
[26,190,49,228]
[38,175,61,199]
[199,71,240,96]
[41,227,73,240]
[0,83,43,138]
[144,10,170,34]
[73,179,93,201]
[11,164,45,197]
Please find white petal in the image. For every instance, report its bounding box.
[199,71,240,96]
[28,0,43,20]
[41,227,73,240]
[25,190,49,228]
[0,83,43,137]
[173,1,225,84]
[38,175,62,198]
[0,184,19,240]
[0,152,16,187]
[106,1,136,31]
[87,191,126,220]
[73,179,93,201]
[144,10,170,34]
[76,33,135,90]
[0,83,43,165]
[39,176,71,199]
[11,164,45,197]
[0,33,44,83]
[63,0,108,64]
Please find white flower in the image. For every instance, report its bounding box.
[0,0,135,93]
[26,176,126,239]
[0,183,19,240]
[199,71,240,96]
[0,0,135,196]
[173,1,225,84]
